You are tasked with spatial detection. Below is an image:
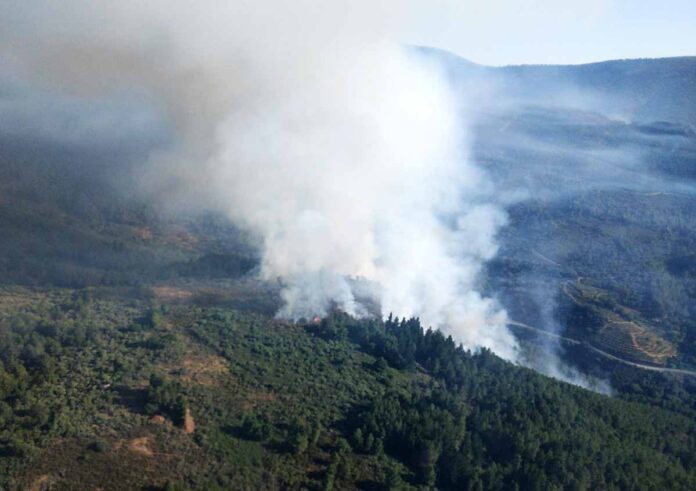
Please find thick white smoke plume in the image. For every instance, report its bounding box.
[0,1,518,359]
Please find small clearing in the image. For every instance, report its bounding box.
[123,436,155,457]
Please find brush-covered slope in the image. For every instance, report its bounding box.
[0,137,257,290]
[1,289,695,490]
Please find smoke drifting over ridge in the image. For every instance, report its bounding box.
[0,1,517,359]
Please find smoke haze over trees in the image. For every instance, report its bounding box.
[0,1,518,358]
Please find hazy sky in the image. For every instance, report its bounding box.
[405,0,695,65]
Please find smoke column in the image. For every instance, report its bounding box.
[0,1,518,359]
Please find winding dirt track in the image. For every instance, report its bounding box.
[507,320,696,377]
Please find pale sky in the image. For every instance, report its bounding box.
[403,0,696,65]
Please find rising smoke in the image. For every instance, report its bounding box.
[0,2,518,359]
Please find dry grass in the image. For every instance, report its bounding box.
[151,286,195,303]
[28,474,53,491]
[179,354,230,386]
[0,287,42,314]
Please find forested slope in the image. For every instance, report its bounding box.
[1,289,695,490]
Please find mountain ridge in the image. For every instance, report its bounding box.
[416,46,696,125]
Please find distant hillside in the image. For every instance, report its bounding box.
[0,136,257,290]
[414,48,696,371]
[418,47,696,125]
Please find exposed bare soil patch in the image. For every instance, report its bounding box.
[598,320,677,365]
[28,474,54,491]
[183,407,196,434]
[125,436,155,456]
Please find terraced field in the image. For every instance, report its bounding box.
[562,280,677,366]
[596,321,677,365]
